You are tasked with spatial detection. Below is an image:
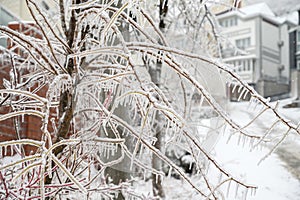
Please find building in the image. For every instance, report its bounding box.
[289,10,300,99]
[0,4,18,46]
[0,3,46,155]
[217,3,297,100]
[0,0,52,20]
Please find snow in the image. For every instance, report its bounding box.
[214,130,300,200]
[243,0,300,24]
[181,154,194,165]
[134,99,300,199]
[218,1,299,25]
[239,2,275,17]
[213,100,300,200]
[244,0,300,15]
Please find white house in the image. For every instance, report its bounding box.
[217,3,297,100]
[289,9,300,99]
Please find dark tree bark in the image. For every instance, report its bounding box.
[45,0,77,186]
[151,0,168,198]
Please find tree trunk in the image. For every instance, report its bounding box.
[103,105,133,200]
[151,1,168,198]
[151,123,165,198]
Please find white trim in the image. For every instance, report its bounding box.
[217,4,297,26]
[223,54,256,62]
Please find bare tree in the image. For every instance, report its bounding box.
[0,0,299,199]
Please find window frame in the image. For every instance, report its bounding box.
[297,30,300,52]
[235,37,251,50]
[220,17,237,28]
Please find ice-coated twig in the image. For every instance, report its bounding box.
[258,128,291,165]
[0,154,41,171]
[51,155,87,194]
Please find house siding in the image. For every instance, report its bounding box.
[0,22,45,155]
[290,31,297,69]
[217,3,296,99]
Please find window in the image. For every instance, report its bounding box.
[235,37,250,50]
[220,17,237,27]
[230,17,237,26]
[227,59,253,73]
[297,60,300,70]
[246,59,250,70]
[297,30,300,52]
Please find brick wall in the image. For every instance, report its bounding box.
[0,22,45,156]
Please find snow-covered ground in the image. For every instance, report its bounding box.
[135,99,300,199]
[213,99,300,200]
[214,128,300,200]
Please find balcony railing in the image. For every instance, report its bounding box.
[223,55,256,83]
[221,46,256,58]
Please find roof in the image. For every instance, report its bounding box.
[239,2,275,17]
[217,2,298,26]
[244,0,300,15]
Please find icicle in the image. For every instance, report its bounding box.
[253,188,257,196]
[150,110,157,128]
[250,188,257,196]
[160,174,164,183]
[138,144,143,159]
[21,111,24,123]
[226,180,232,197]
[243,89,249,100]
[253,99,260,111]
[227,81,232,89]
[243,188,248,200]
[218,173,223,183]
[48,157,52,178]
[247,97,254,110]
[237,134,242,145]
[199,95,204,109]
[237,85,243,93]
[143,170,146,181]
[113,0,118,6]
[232,84,238,93]
[176,132,182,143]
[249,138,254,150]
[10,145,13,156]
[242,136,247,148]
[237,88,245,101]
[168,167,172,178]
[4,145,7,156]
[104,144,107,158]
[235,183,240,198]
[111,145,115,156]
[111,35,116,46]
[165,120,170,136]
